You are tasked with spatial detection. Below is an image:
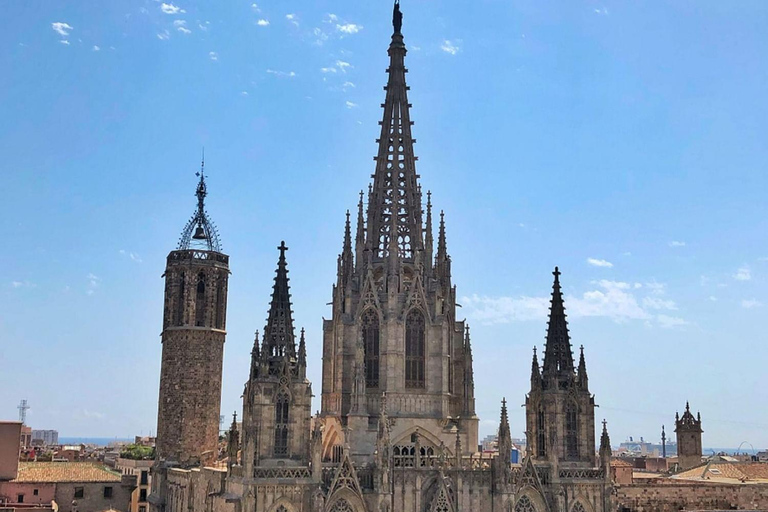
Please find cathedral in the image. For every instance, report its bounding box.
[149,3,613,512]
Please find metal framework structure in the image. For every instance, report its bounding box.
[177,154,222,253]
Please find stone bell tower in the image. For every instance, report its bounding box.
[675,402,703,470]
[155,157,230,467]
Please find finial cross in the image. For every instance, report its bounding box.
[278,241,288,256]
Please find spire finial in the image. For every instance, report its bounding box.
[178,153,222,252]
[393,0,403,34]
[279,240,288,258]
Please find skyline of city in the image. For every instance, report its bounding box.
[2,0,767,450]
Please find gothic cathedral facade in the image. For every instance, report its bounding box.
[149,3,612,512]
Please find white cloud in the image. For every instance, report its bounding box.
[209,51,218,61]
[157,30,170,40]
[587,258,613,268]
[325,13,338,23]
[342,81,355,91]
[86,273,101,295]
[336,60,352,72]
[345,101,358,109]
[119,249,142,263]
[174,20,191,34]
[669,240,686,247]
[644,281,666,295]
[266,69,296,78]
[708,296,717,302]
[256,19,270,26]
[11,281,35,289]
[286,13,299,26]
[734,266,751,281]
[241,91,249,96]
[92,45,100,51]
[81,409,106,419]
[313,27,329,45]
[593,7,609,15]
[251,3,260,12]
[51,22,73,37]
[441,40,460,55]
[160,3,185,14]
[741,299,762,309]
[462,279,684,328]
[60,40,70,45]
[337,23,362,34]
[461,294,550,324]
[642,297,677,311]
[198,21,209,31]
[656,315,687,329]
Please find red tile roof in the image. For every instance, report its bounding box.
[14,462,122,483]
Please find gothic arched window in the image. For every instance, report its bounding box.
[274,393,289,457]
[215,276,225,329]
[537,405,546,458]
[571,503,586,512]
[565,401,578,459]
[515,495,536,512]
[329,499,354,512]
[405,309,426,388]
[195,273,206,326]
[175,272,185,325]
[361,309,380,388]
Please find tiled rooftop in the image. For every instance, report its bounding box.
[674,462,768,483]
[14,462,122,483]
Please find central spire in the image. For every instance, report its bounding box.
[263,241,296,363]
[177,151,223,252]
[366,0,424,262]
[542,267,575,383]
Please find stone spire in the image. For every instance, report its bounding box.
[366,0,423,263]
[542,267,575,385]
[249,330,260,380]
[227,411,240,470]
[355,191,365,271]
[463,325,476,416]
[262,242,297,368]
[661,425,667,458]
[599,420,611,475]
[530,346,541,389]
[577,344,589,390]
[424,191,434,272]
[498,398,512,460]
[298,328,307,379]
[340,210,354,287]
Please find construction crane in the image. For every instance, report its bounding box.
[18,399,29,425]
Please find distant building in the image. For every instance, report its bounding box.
[19,426,32,449]
[0,423,136,512]
[116,458,152,512]
[676,402,704,471]
[31,430,59,446]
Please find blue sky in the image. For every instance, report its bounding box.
[1,0,767,450]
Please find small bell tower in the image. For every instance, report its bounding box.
[156,154,230,467]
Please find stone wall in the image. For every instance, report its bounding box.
[614,483,768,512]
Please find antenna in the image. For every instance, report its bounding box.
[18,399,30,425]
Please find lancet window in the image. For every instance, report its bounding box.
[537,406,546,458]
[565,401,578,459]
[405,309,426,388]
[175,272,185,325]
[195,273,206,326]
[274,393,289,457]
[361,309,380,388]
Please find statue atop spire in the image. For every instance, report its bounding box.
[177,151,223,252]
[393,0,403,34]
